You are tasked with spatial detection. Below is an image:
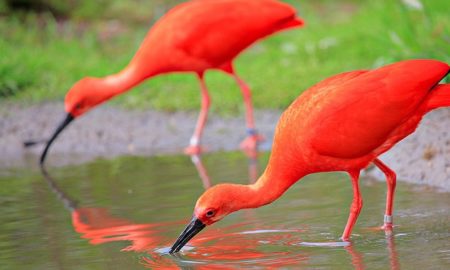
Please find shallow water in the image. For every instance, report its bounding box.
[1,151,449,269]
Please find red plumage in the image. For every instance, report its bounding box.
[133,0,301,76]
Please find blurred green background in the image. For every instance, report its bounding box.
[0,0,449,114]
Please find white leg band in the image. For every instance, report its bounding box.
[384,215,393,224]
[190,137,199,146]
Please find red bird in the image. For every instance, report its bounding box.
[28,0,304,165]
[170,59,450,253]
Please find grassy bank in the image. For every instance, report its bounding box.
[1,0,449,114]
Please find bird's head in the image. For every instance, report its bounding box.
[23,77,110,167]
[195,184,243,225]
[170,184,252,253]
[65,77,108,117]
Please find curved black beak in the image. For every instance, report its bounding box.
[39,113,74,167]
[169,217,205,254]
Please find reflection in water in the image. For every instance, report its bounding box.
[298,241,366,270]
[42,168,175,250]
[190,155,212,189]
[39,152,401,269]
[386,234,400,270]
[143,228,309,269]
[73,209,175,251]
[189,150,260,189]
[44,166,309,269]
[42,167,182,268]
[345,244,365,270]
[244,149,260,184]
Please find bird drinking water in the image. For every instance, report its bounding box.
[170,59,450,253]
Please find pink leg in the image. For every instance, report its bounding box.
[373,158,397,230]
[342,171,363,241]
[184,74,210,155]
[231,72,264,151]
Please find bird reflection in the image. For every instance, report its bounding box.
[41,166,308,269]
[39,153,271,268]
[39,154,400,269]
[189,154,212,189]
[41,167,176,252]
[189,149,260,189]
[386,233,400,270]
[345,244,366,270]
[244,148,260,184]
[344,234,400,270]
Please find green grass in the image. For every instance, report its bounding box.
[0,0,449,114]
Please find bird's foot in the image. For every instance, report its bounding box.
[382,225,393,237]
[364,224,394,232]
[240,131,265,152]
[382,222,394,236]
[340,236,351,242]
[363,216,394,236]
[184,144,205,155]
[363,224,395,236]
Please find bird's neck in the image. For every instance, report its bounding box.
[233,163,309,211]
[100,64,150,97]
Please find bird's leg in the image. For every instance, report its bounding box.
[373,158,396,231]
[341,171,363,241]
[231,73,264,152]
[184,74,210,155]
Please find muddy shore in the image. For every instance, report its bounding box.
[1,102,449,191]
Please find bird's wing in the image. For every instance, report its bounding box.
[157,0,300,67]
[279,70,369,128]
[304,60,449,159]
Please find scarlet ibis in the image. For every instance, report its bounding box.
[25,0,304,165]
[170,59,450,253]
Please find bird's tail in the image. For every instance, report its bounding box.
[279,17,305,31]
[423,84,450,112]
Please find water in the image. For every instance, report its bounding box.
[1,151,449,269]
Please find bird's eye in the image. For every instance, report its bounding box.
[206,210,215,218]
[75,103,83,110]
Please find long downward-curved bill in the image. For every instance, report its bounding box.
[39,113,74,166]
[169,217,205,254]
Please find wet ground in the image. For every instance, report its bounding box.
[0,102,279,167]
[1,152,449,269]
[1,102,449,191]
